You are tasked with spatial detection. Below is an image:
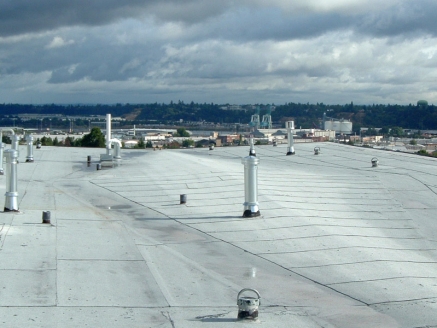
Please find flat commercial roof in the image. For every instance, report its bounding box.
[1,142,437,327]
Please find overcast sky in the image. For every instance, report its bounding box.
[0,0,436,105]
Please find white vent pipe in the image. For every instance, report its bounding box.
[25,134,34,162]
[242,154,260,217]
[1,128,18,151]
[1,128,15,136]
[106,113,112,155]
[0,130,6,175]
[12,135,19,152]
[4,149,19,212]
[108,139,122,159]
[286,121,295,155]
[0,142,4,175]
[249,136,256,156]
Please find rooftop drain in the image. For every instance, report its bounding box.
[25,134,34,162]
[4,149,19,212]
[314,146,321,155]
[286,121,295,155]
[237,288,261,321]
[372,157,379,167]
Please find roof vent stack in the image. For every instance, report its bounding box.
[242,151,260,217]
[109,139,122,160]
[249,135,256,156]
[25,134,34,162]
[106,113,112,156]
[0,141,4,175]
[12,135,19,153]
[286,121,295,155]
[4,149,19,212]
[0,128,16,154]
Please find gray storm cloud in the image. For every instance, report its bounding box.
[0,0,234,37]
[0,0,436,104]
[2,0,437,39]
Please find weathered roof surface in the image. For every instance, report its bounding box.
[1,142,437,327]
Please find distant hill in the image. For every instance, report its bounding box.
[1,101,436,131]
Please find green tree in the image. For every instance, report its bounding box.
[146,141,153,148]
[41,136,53,146]
[64,136,75,147]
[410,139,417,145]
[366,128,378,136]
[137,138,145,149]
[352,124,362,135]
[390,127,404,137]
[53,137,59,146]
[81,127,105,147]
[74,138,82,147]
[174,128,190,137]
[182,139,194,147]
[379,127,390,135]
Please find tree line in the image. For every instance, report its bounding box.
[1,101,436,131]
[33,127,196,149]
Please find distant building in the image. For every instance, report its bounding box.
[221,105,246,111]
[323,112,353,134]
[324,119,353,134]
[253,128,335,142]
[362,136,383,143]
[423,143,437,151]
[123,140,138,148]
[295,129,336,141]
[143,134,165,142]
[218,134,239,144]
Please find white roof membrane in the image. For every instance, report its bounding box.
[0,142,436,327]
